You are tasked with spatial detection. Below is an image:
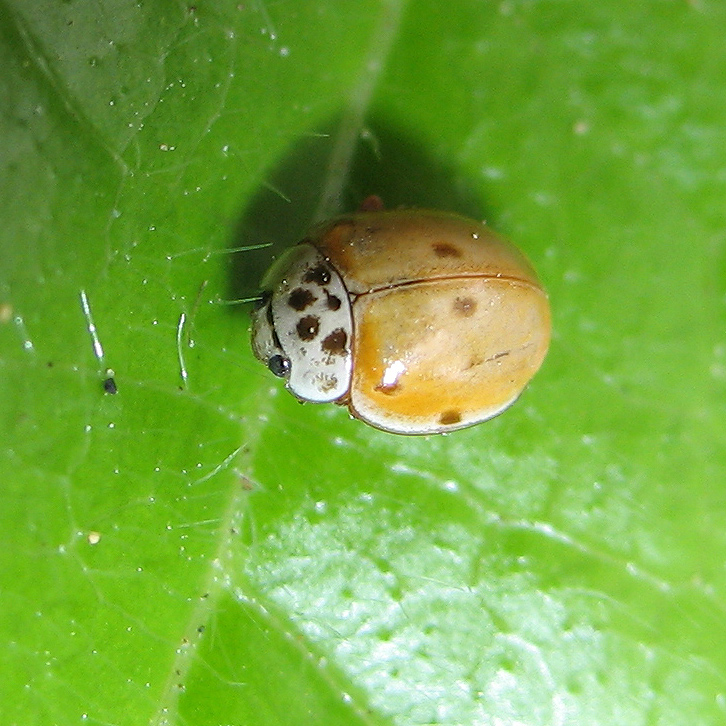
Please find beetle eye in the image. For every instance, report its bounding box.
[268,354,291,378]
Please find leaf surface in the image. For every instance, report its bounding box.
[1,1,725,724]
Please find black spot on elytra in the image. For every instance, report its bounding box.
[432,242,462,258]
[296,315,320,341]
[103,377,118,394]
[288,287,316,311]
[466,355,483,370]
[325,290,342,311]
[375,381,400,395]
[453,296,477,317]
[303,264,332,286]
[439,410,462,426]
[321,328,347,355]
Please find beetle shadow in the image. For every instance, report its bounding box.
[228,115,488,305]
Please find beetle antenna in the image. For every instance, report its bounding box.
[213,294,263,306]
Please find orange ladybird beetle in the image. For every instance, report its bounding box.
[251,200,550,435]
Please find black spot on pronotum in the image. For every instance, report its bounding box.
[324,290,342,311]
[432,242,462,258]
[288,287,316,311]
[296,315,320,341]
[321,328,348,355]
[453,296,477,317]
[319,374,340,393]
[103,377,118,394]
[439,410,462,426]
[268,355,290,377]
[304,264,332,286]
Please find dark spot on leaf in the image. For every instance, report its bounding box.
[103,377,118,394]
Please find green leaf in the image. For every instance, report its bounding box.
[2,1,725,724]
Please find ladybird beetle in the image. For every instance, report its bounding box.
[251,206,550,435]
